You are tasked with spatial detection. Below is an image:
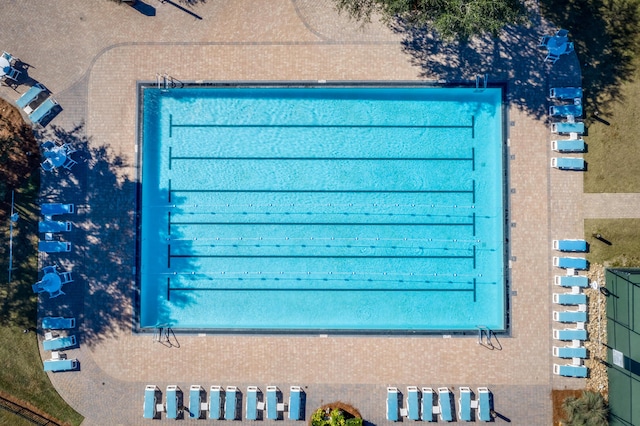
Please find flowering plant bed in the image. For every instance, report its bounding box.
[310,402,363,426]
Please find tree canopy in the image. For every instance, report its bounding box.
[334,0,527,40]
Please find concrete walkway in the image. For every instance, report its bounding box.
[0,1,619,425]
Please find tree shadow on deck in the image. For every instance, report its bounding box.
[35,123,195,347]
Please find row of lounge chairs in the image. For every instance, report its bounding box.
[549,84,586,171]
[145,385,304,421]
[39,203,75,253]
[551,239,590,378]
[387,386,492,422]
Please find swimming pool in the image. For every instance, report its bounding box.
[138,85,506,332]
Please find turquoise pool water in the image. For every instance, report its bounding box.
[139,86,506,331]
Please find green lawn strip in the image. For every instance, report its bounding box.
[0,410,36,426]
[584,56,640,193]
[585,219,640,266]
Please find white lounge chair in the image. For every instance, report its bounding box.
[553,256,588,269]
[29,97,59,125]
[209,386,222,420]
[225,386,238,420]
[288,386,302,420]
[407,386,420,420]
[553,322,587,341]
[189,385,205,419]
[554,363,588,378]
[437,388,453,422]
[143,385,159,419]
[421,387,435,422]
[166,385,180,419]
[246,386,259,420]
[42,317,75,329]
[553,344,587,359]
[16,83,46,112]
[551,138,585,153]
[551,121,585,134]
[550,87,583,99]
[458,387,472,422]
[553,239,588,252]
[477,388,491,422]
[387,387,399,422]
[38,241,72,253]
[554,275,589,287]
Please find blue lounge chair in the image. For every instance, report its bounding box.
[437,388,452,422]
[289,386,302,420]
[246,386,258,420]
[387,387,399,421]
[266,386,278,420]
[552,139,585,153]
[553,327,587,341]
[42,317,75,329]
[554,309,587,323]
[166,385,180,419]
[41,203,75,217]
[553,345,587,359]
[16,83,46,111]
[552,121,584,134]
[225,386,238,420]
[458,387,472,422]
[38,241,72,253]
[421,387,435,422]
[209,386,222,420]
[407,386,420,420]
[550,101,583,117]
[477,388,491,422]
[551,157,586,171]
[554,364,588,378]
[143,385,158,419]
[550,87,583,100]
[554,256,588,270]
[29,97,59,125]
[553,239,588,252]
[39,220,72,233]
[43,358,77,372]
[553,292,588,305]
[555,275,589,287]
[189,385,203,419]
[43,335,76,351]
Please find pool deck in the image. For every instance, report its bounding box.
[0,0,621,424]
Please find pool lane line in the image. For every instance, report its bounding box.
[169,188,475,194]
[168,254,475,260]
[169,155,475,161]
[168,121,476,130]
[168,179,171,202]
[169,114,172,138]
[167,277,171,301]
[168,221,475,227]
[167,286,477,293]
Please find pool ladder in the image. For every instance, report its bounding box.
[475,74,488,91]
[156,73,184,91]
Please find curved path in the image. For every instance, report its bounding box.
[0,1,620,425]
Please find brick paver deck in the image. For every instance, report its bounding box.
[0,1,623,425]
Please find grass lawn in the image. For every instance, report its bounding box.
[584,56,640,193]
[0,99,83,425]
[585,219,640,266]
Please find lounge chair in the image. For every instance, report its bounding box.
[553,307,588,323]
[418,387,434,422]
[38,241,72,253]
[550,99,583,117]
[166,385,180,419]
[437,388,453,422]
[553,239,588,252]
[458,387,472,422]
[289,386,302,420]
[16,83,46,111]
[551,157,586,171]
[43,334,77,351]
[553,345,587,359]
[551,138,585,153]
[209,386,222,420]
[550,87,583,100]
[266,386,278,420]
[42,317,75,329]
[553,256,589,270]
[143,385,159,419]
[41,203,75,217]
[29,97,59,125]
[553,292,587,305]
[407,386,420,420]
[477,388,491,422]
[387,387,399,421]
[39,220,72,233]
[246,386,258,420]
[225,386,238,420]
[189,385,204,419]
[555,275,589,287]
[43,358,77,372]
[554,364,588,378]
[553,323,587,341]
[552,121,585,134]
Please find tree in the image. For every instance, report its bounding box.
[562,391,609,426]
[334,0,527,40]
